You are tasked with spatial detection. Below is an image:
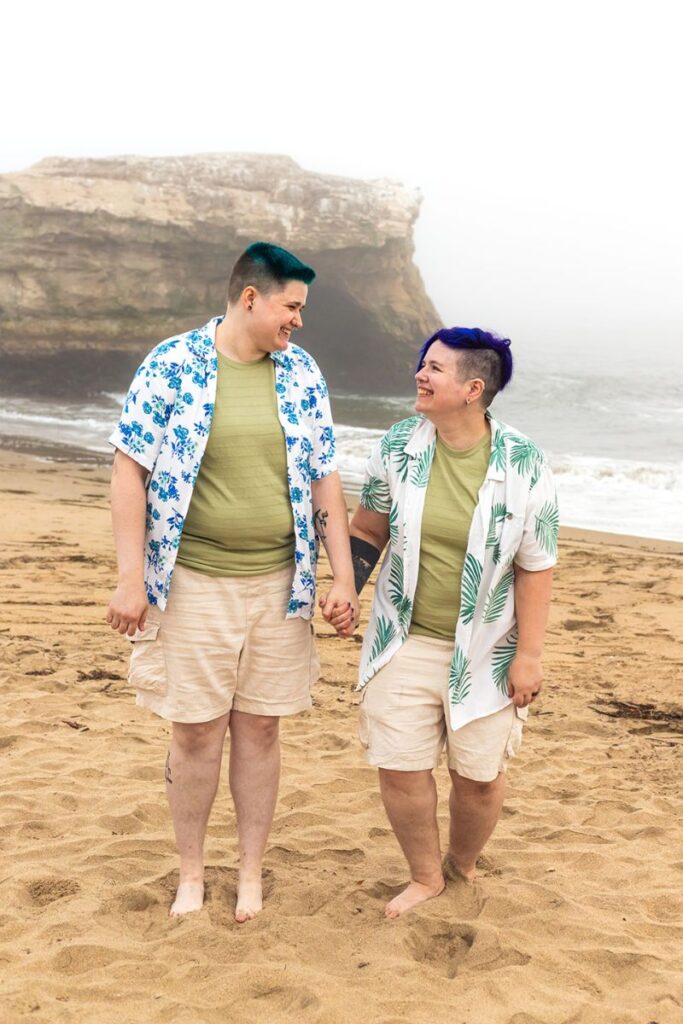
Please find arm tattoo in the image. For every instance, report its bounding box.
[351,536,380,593]
[164,750,173,785]
[314,508,329,541]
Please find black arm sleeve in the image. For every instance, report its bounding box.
[351,535,380,594]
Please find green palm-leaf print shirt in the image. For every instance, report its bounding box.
[358,414,558,731]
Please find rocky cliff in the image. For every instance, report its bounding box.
[0,154,439,395]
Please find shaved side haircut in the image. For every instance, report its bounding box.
[228,242,316,305]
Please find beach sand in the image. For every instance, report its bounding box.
[0,448,681,1024]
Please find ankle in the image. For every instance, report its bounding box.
[238,863,263,882]
[411,869,445,890]
[444,851,476,880]
[178,864,204,885]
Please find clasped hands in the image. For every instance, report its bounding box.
[319,582,359,637]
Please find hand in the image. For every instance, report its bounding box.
[106,579,149,636]
[319,582,360,638]
[507,652,543,708]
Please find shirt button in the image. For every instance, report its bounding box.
[506,513,513,519]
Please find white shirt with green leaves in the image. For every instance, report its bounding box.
[358,413,558,730]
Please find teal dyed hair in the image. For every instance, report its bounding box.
[227,242,316,304]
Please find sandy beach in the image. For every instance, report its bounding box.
[0,447,681,1024]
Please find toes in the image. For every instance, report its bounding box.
[235,907,258,923]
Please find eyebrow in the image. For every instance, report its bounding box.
[287,301,305,309]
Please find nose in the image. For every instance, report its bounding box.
[291,310,303,329]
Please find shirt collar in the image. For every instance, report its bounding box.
[190,315,289,366]
[403,411,507,481]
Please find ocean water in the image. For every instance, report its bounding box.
[1,362,680,541]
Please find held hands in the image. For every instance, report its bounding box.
[106,579,149,636]
[507,652,543,708]
[319,581,360,638]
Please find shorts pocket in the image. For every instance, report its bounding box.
[504,705,527,760]
[128,621,167,697]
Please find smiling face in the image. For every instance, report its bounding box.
[247,279,308,354]
[414,341,469,417]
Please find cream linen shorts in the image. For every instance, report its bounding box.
[128,563,319,723]
[358,634,527,782]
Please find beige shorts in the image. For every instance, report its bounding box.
[128,563,319,724]
[358,634,527,782]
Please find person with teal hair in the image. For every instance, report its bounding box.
[107,241,358,922]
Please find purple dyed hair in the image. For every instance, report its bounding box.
[417,327,513,392]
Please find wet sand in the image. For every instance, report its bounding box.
[0,448,681,1024]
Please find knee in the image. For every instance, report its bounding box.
[231,714,279,746]
[173,717,227,757]
[379,768,432,794]
[453,772,503,800]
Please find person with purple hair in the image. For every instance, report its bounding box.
[327,327,558,917]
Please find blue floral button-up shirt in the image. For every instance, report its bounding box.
[109,316,337,617]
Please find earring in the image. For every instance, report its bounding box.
[466,398,471,406]
[247,304,253,311]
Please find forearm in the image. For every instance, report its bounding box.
[514,565,553,656]
[111,457,148,583]
[311,471,353,583]
[348,506,390,593]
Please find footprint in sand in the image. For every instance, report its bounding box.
[320,847,365,864]
[248,983,320,1013]
[53,944,125,976]
[26,877,80,906]
[405,919,529,978]
[403,919,476,978]
[118,889,160,913]
[267,845,312,866]
[97,813,144,835]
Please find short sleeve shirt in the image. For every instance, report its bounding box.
[358,413,558,729]
[109,316,337,617]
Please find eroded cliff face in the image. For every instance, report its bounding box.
[0,154,439,394]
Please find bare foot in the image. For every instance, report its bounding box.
[385,878,445,919]
[170,880,205,917]
[443,852,476,883]
[235,873,263,923]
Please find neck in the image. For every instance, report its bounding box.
[214,310,265,363]
[432,409,489,451]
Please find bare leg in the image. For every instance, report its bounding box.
[166,712,230,916]
[228,711,280,923]
[446,769,506,881]
[378,768,445,918]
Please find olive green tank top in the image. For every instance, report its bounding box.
[176,352,295,576]
[409,431,490,640]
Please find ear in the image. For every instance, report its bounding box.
[241,286,257,309]
[469,378,485,403]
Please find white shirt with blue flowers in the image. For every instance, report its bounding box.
[109,316,337,617]
[358,413,559,730]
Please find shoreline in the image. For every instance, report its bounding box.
[1,443,681,555]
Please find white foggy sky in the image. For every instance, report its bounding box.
[3,0,681,369]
